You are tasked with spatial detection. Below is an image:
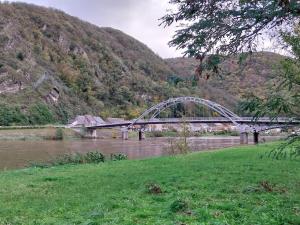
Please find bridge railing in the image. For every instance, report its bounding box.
[135,117,298,122]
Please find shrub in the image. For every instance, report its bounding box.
[170,199,189,213]
[55,128,64,140]
[110,153,128,161]
[85,151,105,163]
[30,151,106,167]
[28,103,56,125]
[0,104,28,126]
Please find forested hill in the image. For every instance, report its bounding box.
[0,2,284,125]
[165,52,284,101]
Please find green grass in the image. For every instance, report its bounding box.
[0,143,299,225]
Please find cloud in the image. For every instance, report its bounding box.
[5,0,182,58]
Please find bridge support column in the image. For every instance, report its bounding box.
[138,130,145,141]
[121,127,129,140]
[253,131,259,145]
[84,128,97,139]
[240,132,249,145]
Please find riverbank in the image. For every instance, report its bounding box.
[0,126,286,141]
[0,142,299,224]
[0,127,79,141]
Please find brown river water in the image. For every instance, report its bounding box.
[0,136,283,170]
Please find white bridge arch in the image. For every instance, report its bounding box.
[129,97,243,128]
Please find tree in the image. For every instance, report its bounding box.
[162,0,300,158]
[241,32,300,119]
[161,0,300,78]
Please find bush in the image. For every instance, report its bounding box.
[110,153,128,161]
[28,103,56,125]
[170,199,189,213]
[50,151,105,166]
[85,151,105,163]
[0,105,28,126]
[55,128,64,140]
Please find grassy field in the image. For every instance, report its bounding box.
[0,143,299,225]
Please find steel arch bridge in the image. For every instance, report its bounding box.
[129,96,242,127]
[128,97,298,132]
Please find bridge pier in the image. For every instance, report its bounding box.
[253,131,259,144]
[138,130,145,141]
[84,128,97,139]
[240,132,249,145]
[121,127,129,140]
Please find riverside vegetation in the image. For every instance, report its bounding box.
[0,142,299,225]
[29,151,127,168]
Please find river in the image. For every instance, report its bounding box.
[0,136,283,170]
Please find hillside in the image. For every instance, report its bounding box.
[165,52,284,100]
[0,2,285,125]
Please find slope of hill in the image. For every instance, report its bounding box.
[165,52,284,100]
[0,2,173,124]
[0,2,285,125]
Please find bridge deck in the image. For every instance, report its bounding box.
[79,117,300,129]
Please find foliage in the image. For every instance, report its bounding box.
[240,30,300,118]
[267,135,300,159]
[28,103,56,125]
[2,143,299,224]
[170,199,189,213]
[240,28,300,155]
[0,104,28,126]
[0,103,56,126]
[161,0,299,57]
[110,153,128,161]
[84,151,106,163]
[162,0,300,153]
[54,128,64,140]
[31,151,106,167]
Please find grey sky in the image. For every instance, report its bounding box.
[5,0,181,58]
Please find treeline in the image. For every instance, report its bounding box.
[0,103,56,126]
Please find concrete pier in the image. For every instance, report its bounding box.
[240,132,249,144]
[121,128,129,140]
[84,128,97,138]
[138,130,145,141]
[253,131,259,144]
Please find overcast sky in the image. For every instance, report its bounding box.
[4,0,286,58]
[5,0,183,58]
